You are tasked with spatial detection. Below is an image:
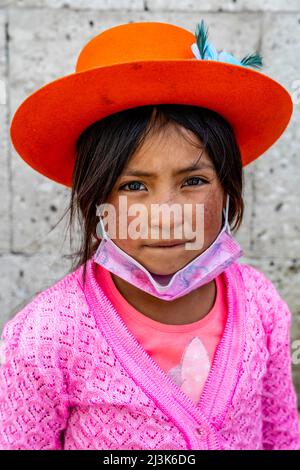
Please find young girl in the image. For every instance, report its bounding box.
[0,20,299,451]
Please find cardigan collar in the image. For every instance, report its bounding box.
[79,258,246,450]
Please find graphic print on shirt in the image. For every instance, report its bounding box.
[167,336,211,403]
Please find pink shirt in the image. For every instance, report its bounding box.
[96,264,228,404]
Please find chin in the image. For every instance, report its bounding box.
[143,259,191,276]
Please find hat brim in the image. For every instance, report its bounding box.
[10,59,293,188]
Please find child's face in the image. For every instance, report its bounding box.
[103,123,225,276]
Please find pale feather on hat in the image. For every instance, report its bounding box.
[191,19,263,70]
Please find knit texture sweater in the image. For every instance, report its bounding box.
[0,258,299,450]
[98,263,228,405]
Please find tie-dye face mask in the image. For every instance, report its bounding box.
[93,194,244,301]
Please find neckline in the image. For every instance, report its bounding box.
[96,263,221,332]
[79,257,246,434]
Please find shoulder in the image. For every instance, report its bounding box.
[234,261,292,339]
[235,261,275,290]
[0,264,91,365]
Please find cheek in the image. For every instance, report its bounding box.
[187,187,223,245]
[203,200,224,242]
[106,205,146,254]
[204,207,218,233]
[186,194,221,233]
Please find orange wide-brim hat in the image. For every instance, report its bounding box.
[9,20,293,188]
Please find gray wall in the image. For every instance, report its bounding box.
[0,0,299,404]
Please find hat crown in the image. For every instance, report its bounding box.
[75,22,195,72]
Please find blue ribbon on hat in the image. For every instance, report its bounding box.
[191,19,263,69]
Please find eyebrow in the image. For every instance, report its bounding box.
[122,161,214,177]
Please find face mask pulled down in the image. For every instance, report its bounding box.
[93,194,244,301]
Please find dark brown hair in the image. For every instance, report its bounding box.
[55,104,244,287]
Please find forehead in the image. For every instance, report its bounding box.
[126,124,213,169]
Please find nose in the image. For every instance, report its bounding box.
[149,190,185,237]
[151,187,179,206]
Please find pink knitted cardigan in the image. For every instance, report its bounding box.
[0,258,299,450]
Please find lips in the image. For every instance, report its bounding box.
[146,240,188,248]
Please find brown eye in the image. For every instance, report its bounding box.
[183,177,207,186]
[119,181,147,191]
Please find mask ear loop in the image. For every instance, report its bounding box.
[223,194,231,235]
[95,204,107,240]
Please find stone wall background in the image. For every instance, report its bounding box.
[0,0,299,405]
